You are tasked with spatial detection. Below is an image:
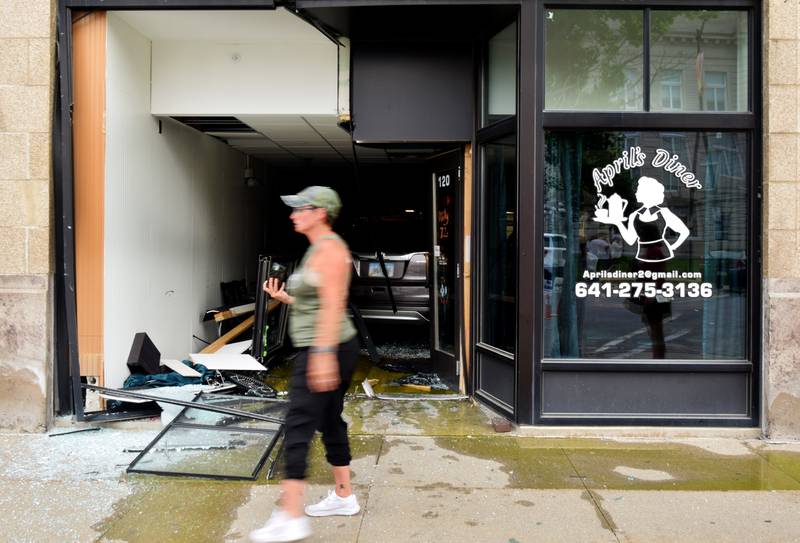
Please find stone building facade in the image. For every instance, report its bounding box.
[764,0,800,439]
[0,0,54,432]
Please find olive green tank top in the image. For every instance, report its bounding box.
[286,233,357,347]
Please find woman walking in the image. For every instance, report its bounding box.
[250,186,360,543]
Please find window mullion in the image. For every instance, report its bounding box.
[643,8,651,112]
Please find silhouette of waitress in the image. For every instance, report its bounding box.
[595,176,689,262]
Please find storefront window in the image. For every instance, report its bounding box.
[484,21,517,125]
[543,131,748,360]
[545,9,644,111]
[481,136,517,353]
[650,11,748,112]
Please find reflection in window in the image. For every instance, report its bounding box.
[650,11,747,112]
[485,21,517,125]
[481,137,516,353]
[704,72,727,111]
[543,131,747,360]
[659,70,683,110]
[701,133,744,189]
[660,133,689,190]
[545,9,644,111]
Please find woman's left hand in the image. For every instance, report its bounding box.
[307,352,340,392]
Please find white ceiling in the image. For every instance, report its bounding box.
[114,9,324,43]
[116,10,394,167]
[229,115,389,166]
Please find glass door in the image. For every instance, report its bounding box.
[474,134,517,414]
[429,149,463,386]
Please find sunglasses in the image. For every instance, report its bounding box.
[292,205,319,213]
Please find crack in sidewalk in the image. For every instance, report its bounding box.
[561,448,622,543]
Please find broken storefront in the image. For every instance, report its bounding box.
[54,0,762,428]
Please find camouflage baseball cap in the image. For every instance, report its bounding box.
[280,186,342,220]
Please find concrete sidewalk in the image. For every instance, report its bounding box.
[2,399,800,542]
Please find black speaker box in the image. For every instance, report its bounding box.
[126,332,161,375]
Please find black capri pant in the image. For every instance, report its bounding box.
[283,336,359,480]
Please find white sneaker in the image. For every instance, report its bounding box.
[249,509,312,543]
[304,490,360,517]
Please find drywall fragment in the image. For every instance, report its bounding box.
[161,359,202,377]
[189,353,267,371]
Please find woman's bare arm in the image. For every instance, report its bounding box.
[309,239,350,349]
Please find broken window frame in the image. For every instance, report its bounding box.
[126,391,285,481]
[252,256,294,365]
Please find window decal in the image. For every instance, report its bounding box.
[592,149,699,263]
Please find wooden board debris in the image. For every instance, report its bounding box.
[213,302,256,323]
[201,315,255,354]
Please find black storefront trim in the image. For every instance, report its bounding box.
[542,360,754,372]
[512,0,538,425]
[64,0,274,8]
[476,116,516,144]
[748,3,764,429]
[642,7,650,112]
[474,389,515,415]
[523,0,544,425]
[540,416,754,425]
[476,341,515,361]
[55,2,84,419]
[295,0,520,6]
[543,113,756,130]
[543,0,753,7]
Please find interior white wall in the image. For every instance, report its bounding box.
[150,40,338,115]
[105,13,266,388]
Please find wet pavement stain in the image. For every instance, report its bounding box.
[346,398,493,436]
[432,436,584,489]
[94,479,251,543]
[747,449,800,485]
[430,436,800,491]
[564,443,800,491]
